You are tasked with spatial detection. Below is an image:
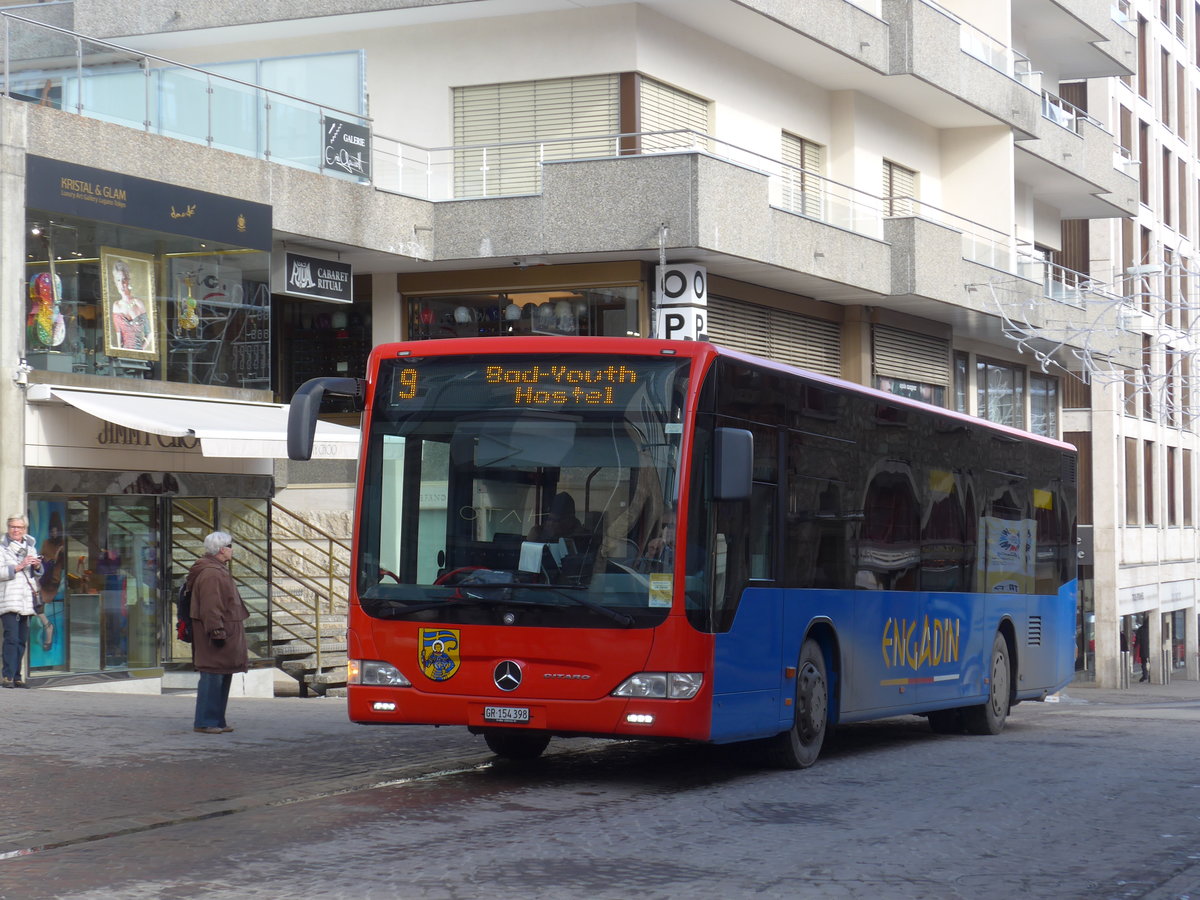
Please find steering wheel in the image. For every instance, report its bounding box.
[434,566,486,586]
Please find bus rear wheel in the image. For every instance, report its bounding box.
[763,638,828,769]
[483,729,551,760]
[963,632,1011,735]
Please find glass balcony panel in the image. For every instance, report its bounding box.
[152,65,211,144]
[66,41,148,130]
[266,94,321,171]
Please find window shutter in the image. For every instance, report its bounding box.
[883,160,916,216]
[782,132,824,219]
[639,77,710,152]
[707,296,841,376]
[872,325,949,387]
[453,75,619,197]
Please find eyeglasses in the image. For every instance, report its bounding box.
[222,542,234,549]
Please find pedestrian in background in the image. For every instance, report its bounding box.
[0,515,43,688]
[1136,616,1150,683]
[187,531,248,733]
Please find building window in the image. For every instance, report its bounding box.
[883,160,917,216]
[639,77,710,152]
[1123,366,1139,417]
[406,286,640,341]
[1167,347,1180,426]
[1030,373,1058,438]
[781,132,824,219]
[24,214,270,387]
[452,75,620,197]
[1143,335,1155,419]
[976,359,1024,429]
[1184,448,1194,525]
[1145,440,1156,525]
[1125,437,1140,525]
[954,352,969,414]
[1168,445,1178,525]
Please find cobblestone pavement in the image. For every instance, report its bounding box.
[0,687,503,858]
[1,676,1199,899]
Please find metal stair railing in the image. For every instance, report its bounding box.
[261,500,351,681]
[169,499,351,692]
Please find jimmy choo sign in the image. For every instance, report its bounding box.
[96,423,199,450]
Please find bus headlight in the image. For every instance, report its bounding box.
[612,672,702,699]
[348,659,411,687]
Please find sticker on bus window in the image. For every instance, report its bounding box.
[648,574,672,608]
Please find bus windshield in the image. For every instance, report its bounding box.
[357,353,690,628]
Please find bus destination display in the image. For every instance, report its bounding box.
[390,359,655,408]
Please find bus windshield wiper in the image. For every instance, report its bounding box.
[516,584,635,626]
[374,591,514,616]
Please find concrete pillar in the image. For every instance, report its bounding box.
[0,98,28,519]
[1091,378,1123,687]
[839,305,872,387]
[1187,602,1199,681]
[372,272,403,344]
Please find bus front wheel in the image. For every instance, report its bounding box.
[962,632,1011,735]
[763,638,828,769]
[483,729,551,760]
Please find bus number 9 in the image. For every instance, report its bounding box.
[397,369,418,400]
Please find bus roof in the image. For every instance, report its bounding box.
[371,336,1076,454]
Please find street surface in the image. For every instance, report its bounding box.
[1,681,1199,899]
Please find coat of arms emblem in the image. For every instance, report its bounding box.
[419,628,461,681]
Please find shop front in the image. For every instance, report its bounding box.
[17,155,280,690]
[23,400,278,688]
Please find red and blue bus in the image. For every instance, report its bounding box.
[288,336,1076,767]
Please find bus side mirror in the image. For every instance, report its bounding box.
[287,376,366,460]
[713,427,753,501]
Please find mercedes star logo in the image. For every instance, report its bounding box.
[494,660,522,692]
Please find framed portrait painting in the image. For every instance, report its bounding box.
[100,247,158,361]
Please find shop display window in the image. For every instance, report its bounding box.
[28,495,161,676]
[24,213,271,388]
[279,296,372,409]
[407,286,640,340]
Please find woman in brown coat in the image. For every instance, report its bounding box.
[188,531,249,734]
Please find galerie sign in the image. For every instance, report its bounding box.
[322,116,371,180]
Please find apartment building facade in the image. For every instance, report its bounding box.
[0,0,1164,690]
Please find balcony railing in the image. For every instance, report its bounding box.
[374,128,888,240]
[376,126,1059,277]
[1042,91,1081,133]
[917,0,1040,91]
[1112,0,1134,29]
[0,11,369,177]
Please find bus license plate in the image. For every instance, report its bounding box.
[484,706,530,723]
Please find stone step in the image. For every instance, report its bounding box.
[273,640,348,659]
[281,654,348,678]
[267,625,345,643]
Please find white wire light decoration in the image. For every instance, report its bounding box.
[971,259,1200,422]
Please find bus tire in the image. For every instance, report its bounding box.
[963,632,1011,735]
[764,638,828,769]
[483,729,551,760]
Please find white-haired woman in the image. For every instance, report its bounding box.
[186,531,248,734]
[0,516,42,688]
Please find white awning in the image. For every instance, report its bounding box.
[33,386,360,459]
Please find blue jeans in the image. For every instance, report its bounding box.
[1,613,29,681]
[194,672,233,728]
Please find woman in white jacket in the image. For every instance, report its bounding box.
[0,516,43,688]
